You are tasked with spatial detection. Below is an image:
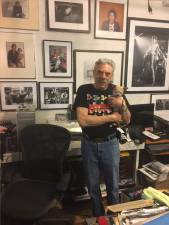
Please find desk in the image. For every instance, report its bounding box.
[48,121,145,185]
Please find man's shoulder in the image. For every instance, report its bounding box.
[102,20,109,28]
[78,83,93,90]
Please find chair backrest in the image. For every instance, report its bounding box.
[20,124,71,182]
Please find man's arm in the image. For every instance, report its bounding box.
[107,95,131,125]
[76,107,122,128]
[121,100,131,125]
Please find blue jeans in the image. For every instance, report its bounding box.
[81,136,120,217]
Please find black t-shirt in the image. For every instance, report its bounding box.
[74,83,118,139]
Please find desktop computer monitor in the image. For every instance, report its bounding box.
[128,103,154,129]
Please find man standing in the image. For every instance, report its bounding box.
[74,58,131,216]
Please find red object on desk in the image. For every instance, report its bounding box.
[97,216,109,225]
[146,139,169,145]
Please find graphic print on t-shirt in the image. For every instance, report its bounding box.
[87,93,113,116]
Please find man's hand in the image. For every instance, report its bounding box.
[111,112,122,124]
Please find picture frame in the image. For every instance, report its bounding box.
[94,0,128,40]
[74,50,124,92]
[150,93,169,121]
[0,32,36,79]
[39,82,73,109]
[0,0,39,30]
[43,40,72,78]
[125,18,169,93]
[129,0,169,21]
[47,0,90,33]
[0,81,37,111]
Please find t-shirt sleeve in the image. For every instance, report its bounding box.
[73,85,88,109]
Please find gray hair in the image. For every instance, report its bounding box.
[94,58,115,72]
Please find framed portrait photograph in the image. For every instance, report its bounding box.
[0,0,39,30]
[43,40,72,78]
[0,32,36,79]
[0,82,37,111]
[125,18,169,93]
[39,82,73,109]
[94,0,128,40]
[47,0,90,33]
[151,94,169,121]
[74,50,124,92]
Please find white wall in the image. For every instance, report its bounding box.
[0,0,168,124]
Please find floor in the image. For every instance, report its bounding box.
[1,195,95,225]
[0,163,93,225]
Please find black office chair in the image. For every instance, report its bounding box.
[1,124,71,224]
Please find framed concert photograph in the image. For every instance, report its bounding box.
[47,0,90,33]
[125,18,169,93]
[0,81,37,111]
[0,32,36,79]
[0,0,39,30]
[151,93,169,121]
[43,40,72,78]
[39,82,73,109]
[94,0,128,40]
[74,50,124,92]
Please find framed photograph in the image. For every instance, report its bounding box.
[125,18,169,93]
[0,32,36,79]
[94,0,128,40]
[74,50,124,92]
[39,82,73,109]
[0,82,37,111]
[47,0,90,33]
[129,0,169,21]
[43,40,72,78]
[0,0,39,30]
[151,94,169,121]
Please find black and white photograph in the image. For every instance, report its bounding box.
[125,18,169,92]
[151,94,169,121]
[0,82,37,111]
[43,40,72,78]
[1,0,28,18]
[6,42,25,68]
[55,1,83,24]
[39,82,73,109]
[74,50,124,92]
[0,0,39,30]
[47,0,90,32]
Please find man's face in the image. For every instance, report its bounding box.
[93,63,113,90]
[12,45,16,50]
[109,14,115,23]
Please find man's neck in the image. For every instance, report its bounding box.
[93,83,109,90]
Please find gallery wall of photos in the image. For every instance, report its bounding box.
[0,0,169,121]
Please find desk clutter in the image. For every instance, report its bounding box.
[0,120,17,157]
[85,188,169,225]
[138,161,169,189]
